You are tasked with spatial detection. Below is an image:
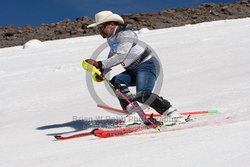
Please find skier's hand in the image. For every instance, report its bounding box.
[85,59,102,69]
[92,73,104,82]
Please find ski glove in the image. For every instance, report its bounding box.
[85,59,102,69]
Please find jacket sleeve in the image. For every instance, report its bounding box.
[101,31,136,69]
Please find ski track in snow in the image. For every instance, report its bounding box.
[1,18,250,167]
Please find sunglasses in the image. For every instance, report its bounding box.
[97,22,110,30]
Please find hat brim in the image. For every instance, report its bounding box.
[87,22,105,28]
[87,14,124,28]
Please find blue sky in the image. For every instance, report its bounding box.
[0,0,237,27]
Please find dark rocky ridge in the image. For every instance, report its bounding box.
[1,0,250,48]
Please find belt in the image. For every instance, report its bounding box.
[125,47,152,70]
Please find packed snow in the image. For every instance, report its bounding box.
[23,39,43,49]
[1,18,250,167]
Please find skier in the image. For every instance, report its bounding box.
[85,11,184,125]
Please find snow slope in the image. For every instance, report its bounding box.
[1,18,250,167]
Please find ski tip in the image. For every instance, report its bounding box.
[54,135,61,139]
[208,109,219,114]
[90,128,99,135]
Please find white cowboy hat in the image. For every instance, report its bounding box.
[87,11,124,28]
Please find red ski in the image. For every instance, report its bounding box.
[54,126,152,140]
[92,126,154,138]
[54,117,232,140]
[92,116,233,138]
[92,127,141,138]
[54,131,92,140]
[97,104,219,116]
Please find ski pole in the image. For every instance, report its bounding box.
[82,60,159,128]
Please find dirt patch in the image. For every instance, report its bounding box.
[1,0,250,48]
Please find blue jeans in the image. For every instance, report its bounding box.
[112,56,160,93]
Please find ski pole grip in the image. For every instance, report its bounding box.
[82,60,102,76]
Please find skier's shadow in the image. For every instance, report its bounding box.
[37,119,118,136]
